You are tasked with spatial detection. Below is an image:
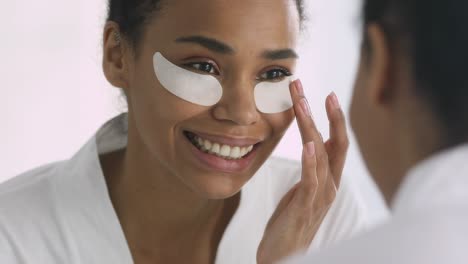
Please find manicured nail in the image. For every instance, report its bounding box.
[295,79,304,96]
[300,98,312,117]
[330,92,341,109]
[305,141,316,157]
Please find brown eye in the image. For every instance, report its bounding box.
[187,62,218,75]
[259,68,292,82]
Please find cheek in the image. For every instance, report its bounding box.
[264,109,295,139]
[130,54,208,122]
[350,67,367,135]
[349,85,360,133]
[350,65,383,173]
[128,61,208,153]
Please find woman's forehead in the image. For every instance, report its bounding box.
[146,0,300,48]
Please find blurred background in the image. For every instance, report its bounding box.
[0,0,387,220]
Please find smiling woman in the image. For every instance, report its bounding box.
[0,0,375,263]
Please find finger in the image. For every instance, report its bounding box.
[323,171,338,206]
[290,80,329,186]
[324,92,349,188]
[298,141,318,204]
[289,80,323,147]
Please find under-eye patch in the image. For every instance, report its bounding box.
[254,77,295,114]
[153,51,294,114]
[153,52,223,106]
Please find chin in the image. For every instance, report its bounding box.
[190,169,252,199]
[189,180,244,200]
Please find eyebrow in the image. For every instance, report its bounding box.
[175,35,234,54]
[262,49,299,60]
[175,35,298,60]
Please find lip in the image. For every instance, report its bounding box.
[184,129,263,147]
[182,131,260,173]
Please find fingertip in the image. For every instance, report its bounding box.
[296,79,304,96]
[326,94,345,122]
[330,92,341,110]
[326,92,340,112]
[290,79,304,97]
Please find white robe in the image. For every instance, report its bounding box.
[285,144,468,264]
[0,114,377,264]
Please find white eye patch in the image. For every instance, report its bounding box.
[254,77,295,114]
[153,52,294,114]
[153,52,223,106]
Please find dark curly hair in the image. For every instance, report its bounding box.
[363,0,468,145]
[107,0,306,50]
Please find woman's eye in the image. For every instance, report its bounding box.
[259,69,292,82]
[187,62,218,75]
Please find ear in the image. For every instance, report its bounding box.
[364,23,394,107]
[102,22,131,91]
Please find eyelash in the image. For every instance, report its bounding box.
[185,62,219,75]
[258,68,292,82]
[184,62,292,82]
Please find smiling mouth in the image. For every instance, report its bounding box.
[183,131,258,160]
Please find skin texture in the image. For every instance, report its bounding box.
[101,0,349,262]
[350,24,443,205]
[257,82,348,264]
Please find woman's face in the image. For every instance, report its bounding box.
[124,0,300,199]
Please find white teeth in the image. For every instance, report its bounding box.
[230,147,241,159]
[204,140,212,151]
[220,145,231,156]
[240,147,248,157]
[191,135,255,159]
[212,143,221,153]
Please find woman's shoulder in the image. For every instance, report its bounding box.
[0,162,63,196]
[0,156,131,263]
[0,162,65,226]
[0,134,97,208]
[0,162,68,258]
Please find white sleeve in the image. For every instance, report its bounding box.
[0,220,20,264]
[0,241,18,264]
[308,173,376,252]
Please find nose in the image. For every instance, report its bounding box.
[212,77,260,126]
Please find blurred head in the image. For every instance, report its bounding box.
[102,0,305,199]
[351,0,468,202]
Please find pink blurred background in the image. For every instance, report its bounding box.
[0,0,387,218]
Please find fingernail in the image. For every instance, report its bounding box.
[295,80,304,96]
[330,92,341,110]
[304,141,316,157]
[300,98,312,117]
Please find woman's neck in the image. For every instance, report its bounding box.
[100,124,239,258]
[385,100,445,205]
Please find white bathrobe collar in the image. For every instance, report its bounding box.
[392,143,468,214]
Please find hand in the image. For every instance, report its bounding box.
[257,80,349,264]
